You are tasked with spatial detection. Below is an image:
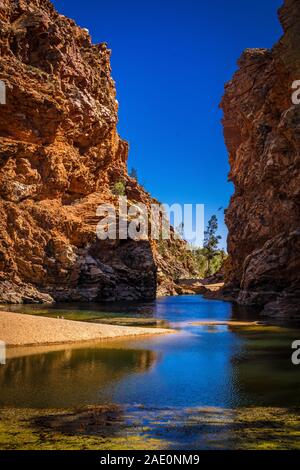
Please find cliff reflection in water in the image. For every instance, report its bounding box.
[0,346,158,409]
[227,324,300,407]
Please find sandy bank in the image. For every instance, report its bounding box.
[0,311,174,347]
[177,278,225,295]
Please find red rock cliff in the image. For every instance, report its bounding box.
[221,0,300,316]
[0,0,194,303]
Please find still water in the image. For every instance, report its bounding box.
[1,296,300,449]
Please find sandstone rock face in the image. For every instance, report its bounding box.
[221,0,300,316]
[0,0,194,304]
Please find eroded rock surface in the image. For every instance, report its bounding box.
[0,0,194,304]
[221,0,300,316]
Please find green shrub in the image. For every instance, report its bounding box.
[112,181,126,196]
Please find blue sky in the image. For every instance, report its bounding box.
[53,0,283,249]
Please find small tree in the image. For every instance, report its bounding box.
[129,167,138,181]
[210,249,227,274]
[204,215,221,252]
[192,248,209,278]
[203,215,222,276]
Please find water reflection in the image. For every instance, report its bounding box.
[228,325,300,407]
[1,295,236,324]
[1,296,300,413]
[0,346,158,408]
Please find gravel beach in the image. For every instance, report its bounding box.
[0,311,173,347]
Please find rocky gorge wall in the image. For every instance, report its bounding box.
[0,0,194,304]
[221,0,300,316]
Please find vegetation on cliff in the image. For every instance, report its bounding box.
[0,0,194,304]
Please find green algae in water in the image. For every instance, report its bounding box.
[0,406,299,450]
[0,407,165,450]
